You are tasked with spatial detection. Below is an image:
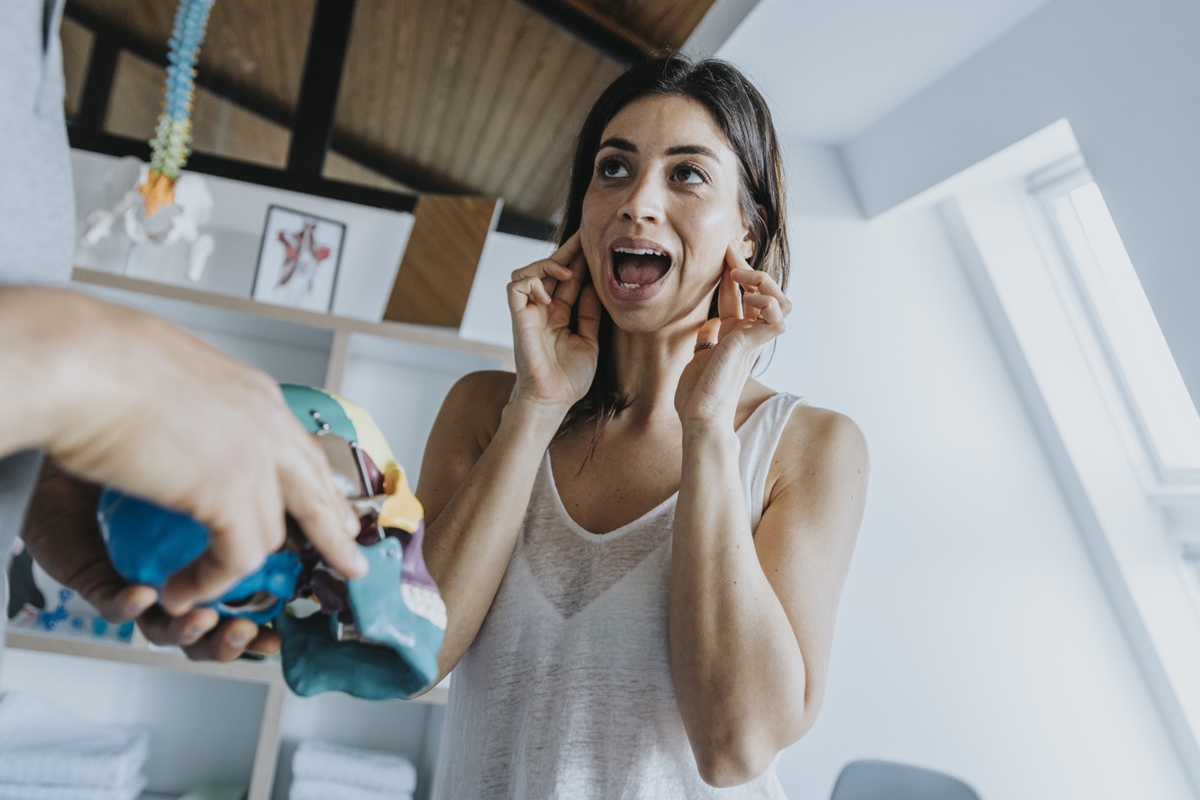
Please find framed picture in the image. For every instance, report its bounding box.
[252,205,346,313]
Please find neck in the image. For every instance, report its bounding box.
[610,316,703,429]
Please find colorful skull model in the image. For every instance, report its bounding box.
[97,385,446,699]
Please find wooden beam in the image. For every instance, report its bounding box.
[517,0,657,64]
[287,0,357,177]
[384,195,503,328]
[74,31,119,130]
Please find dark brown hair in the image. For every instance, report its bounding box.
[557,54,789,438]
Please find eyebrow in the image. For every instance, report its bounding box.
[596,138,719,160]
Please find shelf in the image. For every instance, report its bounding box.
[71,267,514,368]
[4,630,449,704]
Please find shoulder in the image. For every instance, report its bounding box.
[769,398,869,508]
[446,370,516,408]
[437,370,517,442]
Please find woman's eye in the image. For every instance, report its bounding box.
[599,160,629,179]
[672,165,705,184]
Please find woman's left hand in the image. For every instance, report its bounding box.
[675,244,791,430]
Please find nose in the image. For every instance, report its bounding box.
[618,172,664,225]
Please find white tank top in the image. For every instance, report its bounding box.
[433,393,805,799]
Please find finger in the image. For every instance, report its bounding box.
[576,284,601,345]
[247,626,281,656]
[719,247,743,320]
[695,318,721,350]
[731,268,792,314]
[160,487,277,615]
[511,261,572,282]
[508,276,553,313]
[742,293,786,327]
[99,584,158,624]
[548,230,583,268]
[726,244,753,272]
[510,262,568,301]
[182,617,261,662]
[552,253,587,308]
[54,552,157,623]
[279,435,368,580]
[138,604,220,647]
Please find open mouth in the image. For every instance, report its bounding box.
[612,246,672,290]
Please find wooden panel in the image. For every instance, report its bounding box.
[384,195,502,328]
[334,0,625,221]
[105,51,292,168]
[68,0,315,115]
[577,0,718,50]
[60,16,94,118]
[324,151,411,193]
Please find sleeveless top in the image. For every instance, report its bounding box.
[433,393,806,799]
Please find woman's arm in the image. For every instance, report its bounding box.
[415,234,601,685]
[416,372,564,681]
[670,247,867,785]
[670,406,867,786]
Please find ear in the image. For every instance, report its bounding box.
[736,204,765,262]
[738,228,755,261]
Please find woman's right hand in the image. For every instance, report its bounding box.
[507,232,601,411]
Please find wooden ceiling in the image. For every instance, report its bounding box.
[62,0,721,229]
[584,0,717,50]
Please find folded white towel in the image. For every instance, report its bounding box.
[291,741,416,794]
[289,778,411,800]
[0,693,149,788]
[0,773,146,800]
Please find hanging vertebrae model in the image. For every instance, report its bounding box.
[140,0,215,216]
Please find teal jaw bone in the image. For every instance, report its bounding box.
[278,536,444,700]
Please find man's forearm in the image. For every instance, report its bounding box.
[0,287,81,458]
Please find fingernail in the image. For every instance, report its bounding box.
[120,601,147,619]
[353,551,369,576]
[228,630,254,647]
[345,511,361,536]
[182,627,205,645]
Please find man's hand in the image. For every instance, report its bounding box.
[0,287,366,615]
[21,465,277,660]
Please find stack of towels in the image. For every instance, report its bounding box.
[0,692,149,800]
[290,741,417,800]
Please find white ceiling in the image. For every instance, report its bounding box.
[716,0,1054,143]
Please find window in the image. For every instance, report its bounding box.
[1040,173,1200,480]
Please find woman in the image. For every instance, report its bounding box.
[420,56,867,797]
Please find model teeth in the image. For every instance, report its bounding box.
[613,247,667,257]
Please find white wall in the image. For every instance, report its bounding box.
[841,0,1200,412]
[755,201,1192,799]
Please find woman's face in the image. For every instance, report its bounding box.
[580,94,752,335]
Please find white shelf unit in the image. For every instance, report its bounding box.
[3,267,502,800]
[4,630,449,800]
[71,267,515,389]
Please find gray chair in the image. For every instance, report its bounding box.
[831,760,980,800]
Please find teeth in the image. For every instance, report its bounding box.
[614,246,667,257]
[620,282,640,290]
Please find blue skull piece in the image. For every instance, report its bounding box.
[96,385,446,700]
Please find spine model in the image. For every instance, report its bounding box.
[140,0,215,216]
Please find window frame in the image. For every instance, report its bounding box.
[1029,161,1200,489]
